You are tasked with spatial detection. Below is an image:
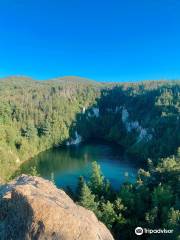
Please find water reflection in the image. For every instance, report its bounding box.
[18,143,138,190]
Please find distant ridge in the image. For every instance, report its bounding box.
[0,75,179,85]
[0,75,98,84]
[48,76,99,84]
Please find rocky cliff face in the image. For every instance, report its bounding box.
[0,175,114,240]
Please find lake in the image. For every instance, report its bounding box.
[19,142,139,191]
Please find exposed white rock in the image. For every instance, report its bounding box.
[138,128,147,141]
[138,128,152,142]
[88,112,92,117]
[66,131,82,146]
[122,108,129,123]
[86,107,100,118]
[92,107,99,117]
[121,108,152,142]
[130,121,139,129]
[115,106,122,113]
[82,107,86,114]
[126,121,140,132]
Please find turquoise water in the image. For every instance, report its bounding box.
[20,143,138,190]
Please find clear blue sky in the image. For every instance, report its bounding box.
[0,0,180,82]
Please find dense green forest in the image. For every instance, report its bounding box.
[0,76,180,239]
[0,76,100,180]
[74,157,180,240]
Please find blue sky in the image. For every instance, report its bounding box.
[0,0,180,82]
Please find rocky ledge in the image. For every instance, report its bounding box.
[0,175,114,240]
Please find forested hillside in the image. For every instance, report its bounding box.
[0,76,180,180]
[0,76,100,180]
[0,76,180,239]
[75,81,180,160]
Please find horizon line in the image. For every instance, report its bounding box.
[0,74,180,84]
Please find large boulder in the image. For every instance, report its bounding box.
[0,175,114,240]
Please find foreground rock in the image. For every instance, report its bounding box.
[0,175,114,240]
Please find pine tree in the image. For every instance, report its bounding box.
[100,201,116,229]
[88,161,104,196]
[165,208,180,239]
[79,182,97,212]
[76,176,85,201]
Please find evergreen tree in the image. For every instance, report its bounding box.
[78,182,97,212]
[88,161,104,196]
[100,201,116,229]
[76,176,85,201]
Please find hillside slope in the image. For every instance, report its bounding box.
[0,76,180,180]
